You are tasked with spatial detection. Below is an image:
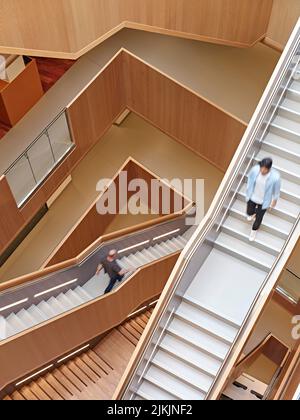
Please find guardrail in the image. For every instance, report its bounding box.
[4,109,74,207]
[113,18,300,400]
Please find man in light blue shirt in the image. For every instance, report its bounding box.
[246,158,281,242]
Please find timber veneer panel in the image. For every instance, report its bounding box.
[0,0,273,58]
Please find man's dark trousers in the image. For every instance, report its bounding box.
[104,274,124,294]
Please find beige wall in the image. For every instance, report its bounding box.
[244,300,297,356]
[266,0,300,50]
[0,0,273,58]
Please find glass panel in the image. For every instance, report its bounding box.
[277,270,300,303]
[5,154,36,206]
[47,112,73,162]
[27,133,55,183]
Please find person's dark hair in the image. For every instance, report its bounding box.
[259,157,273,170]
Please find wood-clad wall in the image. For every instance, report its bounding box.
[266,0,300,51]
[0,53,126,256]
[0,50,245,257]
[123,51,247,172]
[0,252,179,393]
[46,157,189,267]
[0,0,273,58]
[0,59,43,126]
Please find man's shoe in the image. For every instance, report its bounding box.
[249,230,257,242]
[247,214,256,222]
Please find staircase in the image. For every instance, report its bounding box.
[1,229,192,340]
[125,63,300,401]
[2,307,154,400]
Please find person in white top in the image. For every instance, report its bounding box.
[246,158,281,242]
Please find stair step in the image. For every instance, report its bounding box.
[140,248,156,262]
[153,244,168,257]
[37,300,58,318]
[263,133,300,163]
[230,199,293,239]
[137,379,177,400]
[165,239,180,252]
[281,97,300,116]
[172,236,186,249]
[214,232,276,272]
[167,317,230,361]
[152,349,213,394]
[280,178,300,204]
[238,184,299,222]
[135,251,152,264]
[65,289,85,306]
[27,305,48,323]
[182,294,241,329]
[55,293,75,311]
[145,365,205,400]
[16,309,37,329]
[148,245,165,260]
[279,101,300,122]
[175,301,238,344]
[74,286,92,302]
[160,333,222,377]
[6,313,26,335]
[47,297,66,315]
[222,215,284,256]
[271,115,300,143]
[255,150,300,184]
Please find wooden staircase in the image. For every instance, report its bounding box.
[2,308,154,400]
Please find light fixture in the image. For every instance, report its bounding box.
[153,228,180,241]
[0,298,29,313]
[119,240,150,253]
[57,344,90,364]
[15,365,54,387]
[34,279,78,298]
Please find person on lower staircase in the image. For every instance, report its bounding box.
[246,157,281,242]
[96,249,133,294]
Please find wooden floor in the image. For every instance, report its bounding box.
[34,57,75,93]
[0,57,75,141]
[2,307,154,400]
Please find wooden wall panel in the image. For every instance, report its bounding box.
[0,54,126,256]
[46,158,189,267]
[0,252,179,392]
[0,59,44,126]
[0,176,24,250]
[266,0,300,51]
[123,51,247,172]
[0,0,273,58]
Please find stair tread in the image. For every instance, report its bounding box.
[239,183,299,218]
[138,379,177,400]
[256,150,300,181]
[281,97,300,114]
[168,317,230,360]
[222,215,284,254]
[272,115,300,138]
[215,232,276,270]
[145,365,205,400]
[176,301,238,343]
[152,349,213,393]
[265,132,300,156]
[183,294,241,328]
[160,333,222,376]
[231,199,293,236]
[290,79,300,93]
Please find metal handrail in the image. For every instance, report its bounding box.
[119,19,300,400]
[4,108,67,175]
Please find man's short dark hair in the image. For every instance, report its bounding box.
[259,158,273,170]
